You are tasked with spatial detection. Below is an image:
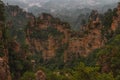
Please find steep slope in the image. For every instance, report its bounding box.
[1,4,36,80]
[26,13,71,61]
[2,1,120,80]
[98,35,120,74]
[25,10,107,64]
[97,3,120,75]
[5,5,34,44]
[25,2,120,66]
[0,1,11,80]
[64,10,107,62]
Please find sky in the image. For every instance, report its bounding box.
[3,0,119,5]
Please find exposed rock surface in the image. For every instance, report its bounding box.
[26,11,107,62]
[26,13,71,61]
[0,10,11,80]
[98,3,120,73]
[0,57,11,80]
[5,1,120,66]
[111,3,120,31]
[35,70,46,80]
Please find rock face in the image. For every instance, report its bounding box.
[5,3,113,63]
[35,70,46,80]
[0,58,11,80]
[98,3,120,73]
[0,0,11,80]
[111,3,120,31]
[9,40,20,53]
[0,24,11,80]
[12,2,119,64]
[26,11,107,62]
[26,13,71,61]
[64,11,106,62]
[0,2,11,79]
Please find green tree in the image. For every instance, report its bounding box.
[20,71,35,80]
[97,73,115,80]
[73,62,99,80]
[102,9,113,27]
[97,34,120,77]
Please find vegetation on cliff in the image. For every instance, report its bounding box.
[1,0,120,80]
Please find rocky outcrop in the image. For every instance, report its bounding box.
[111,3,120,31]
[98,2,120,73]
[35,70,46,80]
[9,40,20,53]
[26,13,71,61]
[25,3,120,63]
[0,57,11,80]
[64,10,107,62]
[26,10,108,62]
[0,7,11,79]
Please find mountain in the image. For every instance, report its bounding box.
[3,0,119,10]
[3,0,119,13]
[3,0,119,30]
[1,0,120,80]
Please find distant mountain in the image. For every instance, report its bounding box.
[27,6,50,16]
[2,0,119,30]
[98,3,118,13]
[3,0,119,16]
[3,0,119,11]
[51,8,91,30]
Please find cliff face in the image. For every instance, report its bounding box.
[5,1,120,66]
[64,5,120,63]
[0,4,35,80]
[0,58,11,80]
[64,10,107,62]
[98,3,120,73]
[2,1,120,79]
[25,11,107,62]
[111,3,120,31]
[5,5,34,44]
[26,13,71,60]
[0,2,11,79]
